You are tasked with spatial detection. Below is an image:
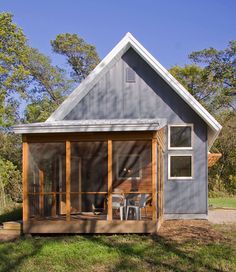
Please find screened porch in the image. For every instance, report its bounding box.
[19,122,165,233]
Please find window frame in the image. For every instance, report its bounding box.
[168,124,194,150]
[168,154,193,180]
[116,154,142,180]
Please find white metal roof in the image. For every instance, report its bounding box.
[12,119,166,134]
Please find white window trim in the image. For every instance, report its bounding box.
[168,154,193,180]
[168,124,194,150]
[116,154,142,180]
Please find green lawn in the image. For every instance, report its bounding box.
[0,223,235,272]
[209,197,236,209]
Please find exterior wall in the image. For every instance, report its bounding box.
[65,48,208,215]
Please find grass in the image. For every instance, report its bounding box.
[209,197,236,209]
[0,222,235,272]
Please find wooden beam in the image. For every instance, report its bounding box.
[157,145,161,220]
[39,169,44,216]
[152,138,157,221]
[22,141,29,222]
[66,141,71,221]
[107,140,113,221]
[25,131,154,143]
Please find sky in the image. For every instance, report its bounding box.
[1,0,236,69]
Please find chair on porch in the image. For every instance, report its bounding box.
[112,194,125,220]
[126,194,150,220]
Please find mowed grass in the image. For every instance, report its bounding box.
[209,197,236,209]
[0,223,235,272]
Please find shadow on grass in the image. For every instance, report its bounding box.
[0,206,22,223]
[0,238,43,272]
[85,234,231,272]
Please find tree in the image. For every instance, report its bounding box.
[209,112,236,195]
[51,33,100,82]
[23,48,72,123]
[189,41,236,112]
[0,13,29,126]
[169,41,236,116]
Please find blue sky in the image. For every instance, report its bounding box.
[1,0,236,69]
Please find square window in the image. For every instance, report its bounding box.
[117,155,141,179]
[169,155,192,179]
[169,125,192,149]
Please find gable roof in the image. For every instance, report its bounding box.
[46,32,221,147]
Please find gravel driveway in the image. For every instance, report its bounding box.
[208,209,236,224]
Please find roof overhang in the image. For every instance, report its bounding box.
[12,119,166,134]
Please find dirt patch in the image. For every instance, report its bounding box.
[158,220,230,244]
[208,209,236,224]
[0,234,19,242]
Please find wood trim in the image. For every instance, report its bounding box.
[23,220,158,234]
[157,145,161,220]
[22,142,29,222]
[24,131,154,143]
[152,138,157,221]
[107,140,112,221]
[39,169,44,216]
[66,141,71,221]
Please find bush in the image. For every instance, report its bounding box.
[0,158,22,211]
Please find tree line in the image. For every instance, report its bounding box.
[0,12,235,211]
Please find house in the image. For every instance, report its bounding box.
[13,33,222,234]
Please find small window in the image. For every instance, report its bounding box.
[168,125,193,149]
[117,155,141,179]
[168,155,193,179]
[126,67,136,82]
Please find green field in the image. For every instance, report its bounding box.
[209,197,236,209]
[0,223,235,272]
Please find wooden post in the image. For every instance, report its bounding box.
[51,159,56,217]
[160,149,164,219]
[107,140,112,221]
[66,141,71,221]
[152,138,157,221]
[39,169,44,216]
[157,144,161,220]
[22,141,29,222]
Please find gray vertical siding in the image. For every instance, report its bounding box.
[65,48,208,215]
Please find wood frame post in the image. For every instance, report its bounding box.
[152,138,158,221]
[107,140,112,221]
[22,140,29,222]
[66,141,71,221]
[157,144,161,220]
[39,169,44,216]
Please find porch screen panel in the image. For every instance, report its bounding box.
[71,142,108,218]
[28,143,66,218]
[112,141,152,220]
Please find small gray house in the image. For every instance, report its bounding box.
[13,33,222,234]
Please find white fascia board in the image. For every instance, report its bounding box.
[12,119,164,134]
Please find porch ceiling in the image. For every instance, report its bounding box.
[12,118,166,134]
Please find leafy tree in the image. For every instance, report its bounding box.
[189,41,236,112]
[23,48,72,122]
[209,112,236,195]
[169,41,236,116]
[0,13,29,126]
[51,33,100,82]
